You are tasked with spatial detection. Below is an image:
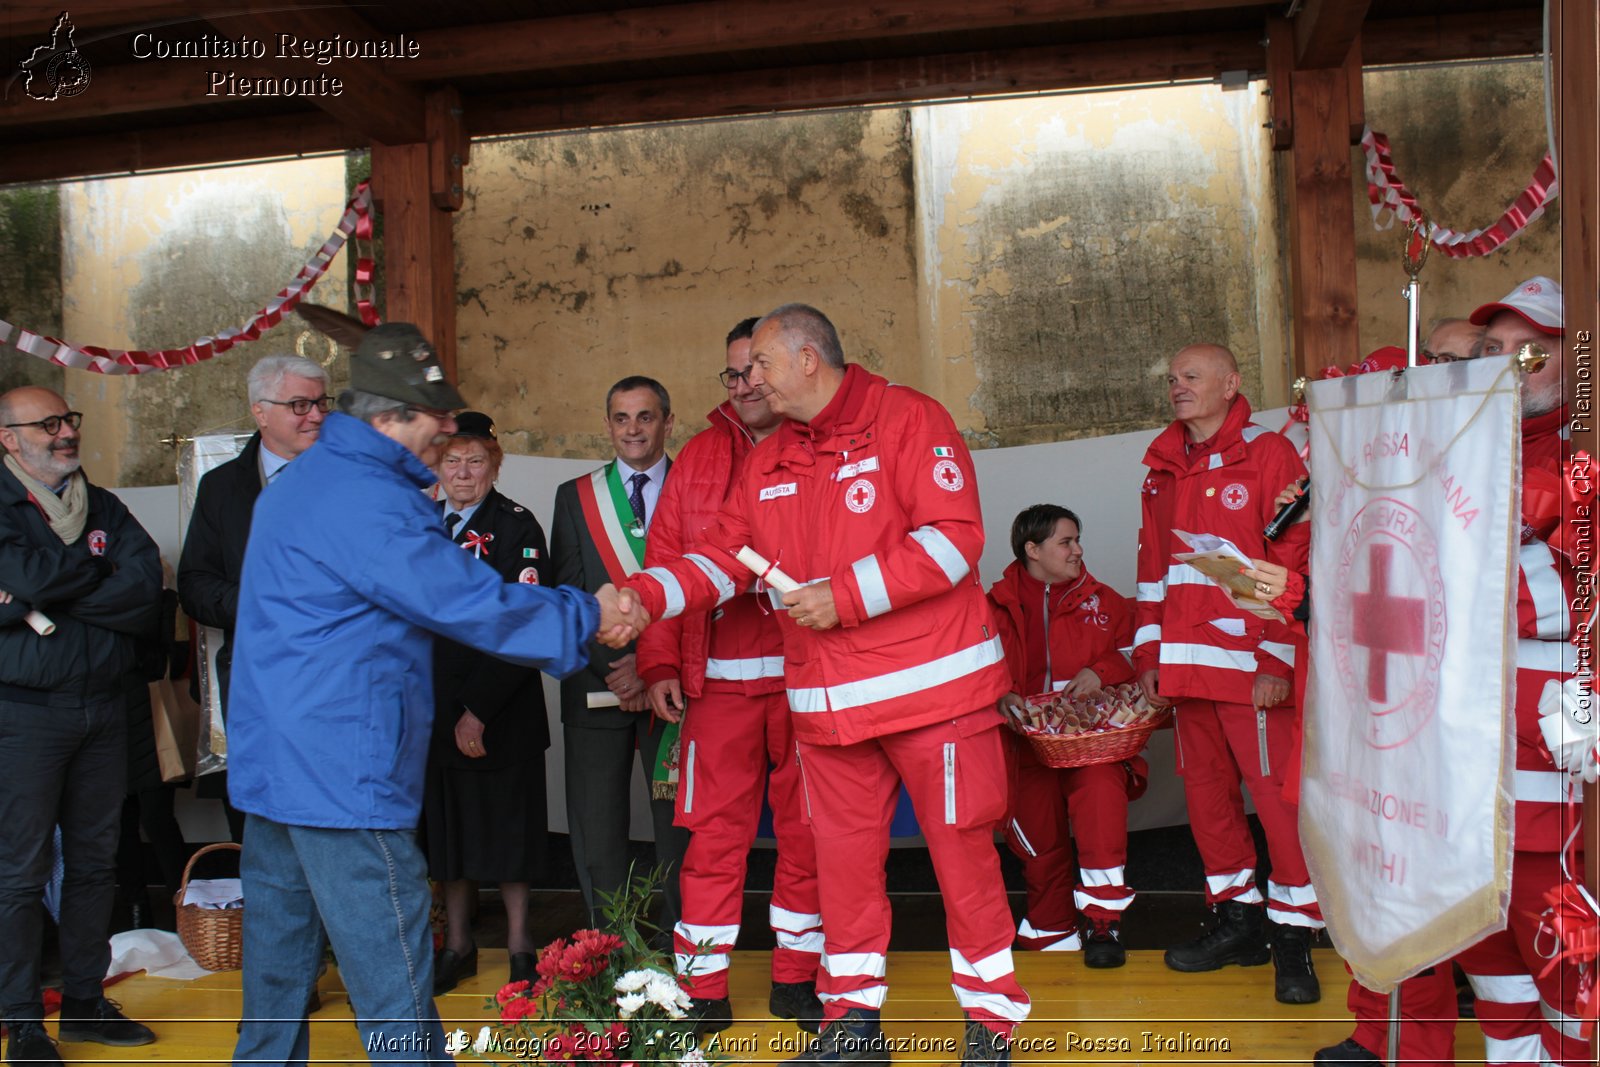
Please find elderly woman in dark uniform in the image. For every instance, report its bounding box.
[424,412,552,992]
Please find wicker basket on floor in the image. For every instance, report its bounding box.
[174,842,244,972]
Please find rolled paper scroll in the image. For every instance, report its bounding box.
[736,546,801,594]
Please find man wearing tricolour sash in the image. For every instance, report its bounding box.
[550,375,687,927]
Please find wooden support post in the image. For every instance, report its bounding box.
[1552,0,1599,898]
[1285,62,1360,378]
[370,142,458,382]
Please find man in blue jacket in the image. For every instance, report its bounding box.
[227,323,634,1065]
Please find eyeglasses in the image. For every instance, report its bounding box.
[407,405,457,422]
[718,366,755,389]
[3,411,82,435]
[260,395,334,416]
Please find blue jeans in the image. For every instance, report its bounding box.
[233,816,447,1065]
[0,695,125,1024]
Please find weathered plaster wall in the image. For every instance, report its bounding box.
[454,111,920,457]
[1356,60,1557,352]
[0,186,65,396]
[913,88,1288,448]
[59,157,352,487]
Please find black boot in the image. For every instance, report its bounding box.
[1081,917,1126,969]
[1312,1038,1379,1064]
[770,981,824,1033]
[961,1020,1010,1067]
[688,997,733,1038]
[1269,922,1320,1004]
[56,997,155,1047]
[3,1021,61,1064]
[1163,899,1270,972]
[784,1008,891,1066]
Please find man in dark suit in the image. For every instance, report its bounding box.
[177,354,330,842]
[550,375,687,925]
[426,411,554,993]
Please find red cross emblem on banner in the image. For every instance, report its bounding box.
[1333,497,1446,750]
[1351,543,1425,702]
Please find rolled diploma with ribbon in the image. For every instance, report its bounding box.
[736,546,800,594]
[25,610,55,636]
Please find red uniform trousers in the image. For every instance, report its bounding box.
[1174,699,1321,927]
[671,686,820,999]
[1003,734,1136,949]
[797,716,1030,1036]
[1343,965,1458,1067]
[1455,850,1593,1065]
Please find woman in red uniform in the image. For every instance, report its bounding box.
[988,505,1141,967]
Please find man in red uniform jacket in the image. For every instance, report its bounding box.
[1134,344,1320,1004]
[637,318,823,1035]
[988,504,1140,966]
[1321,278,1593,1067]
[621,304,1026,1067]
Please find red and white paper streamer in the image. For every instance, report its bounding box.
[1362,126,1558,258]
[0,181,381,375]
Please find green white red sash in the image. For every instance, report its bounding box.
[575,461,681,797]
[574,462,646,583]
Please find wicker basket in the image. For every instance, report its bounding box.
[174,842,244,972]
[1022,713,1170,768]
[1011,690,1172,769]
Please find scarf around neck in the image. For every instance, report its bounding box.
[4,454,89,545]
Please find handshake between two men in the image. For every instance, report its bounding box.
[589,575,843,650]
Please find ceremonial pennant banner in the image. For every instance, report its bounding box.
[1362,126,1558,258]
[1301,357,1521,992]
[0,182,380,375]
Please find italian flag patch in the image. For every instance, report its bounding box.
[932,446,955,457]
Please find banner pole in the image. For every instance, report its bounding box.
[1385,987,1401,1067]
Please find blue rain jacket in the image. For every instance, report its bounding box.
[227,413,597,828]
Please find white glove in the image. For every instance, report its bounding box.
[1538,677,1600,783]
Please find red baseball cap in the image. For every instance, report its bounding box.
[1469,275,1563,336]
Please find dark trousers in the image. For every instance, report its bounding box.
[564,717,688,928]
[0,695,127,1023]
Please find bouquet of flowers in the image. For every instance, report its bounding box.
[466,866,710,1065]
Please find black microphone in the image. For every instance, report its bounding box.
[1263,477,1310,541]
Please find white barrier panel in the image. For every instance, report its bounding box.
[113,409,1293,841]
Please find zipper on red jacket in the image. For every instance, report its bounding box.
[1256,708,1271,777]
[1042,583,1053,691]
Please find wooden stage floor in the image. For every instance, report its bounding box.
[42,948,1489,1065]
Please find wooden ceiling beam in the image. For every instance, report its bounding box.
[0,111,362,185]
[466,31,1265,137]
[1360,10,1541,65]
[0,7,1542,134]
[0,8,1548,185]
[1293,0,1371,69]
[401,0,1267,81]
[204,7,425,145]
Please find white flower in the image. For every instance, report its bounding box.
[472,1026,493,1054]
[615,968,663,994]
[616,991,648,1018]
[680,1048,709,1065]
[643,974,692,1019]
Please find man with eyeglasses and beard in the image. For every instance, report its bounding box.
[179,354,331,844]
[0,388,164,1064]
